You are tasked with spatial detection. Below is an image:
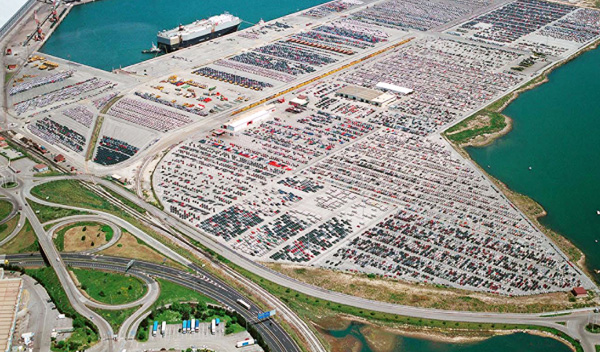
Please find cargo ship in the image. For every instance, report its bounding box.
[157,13,241,52]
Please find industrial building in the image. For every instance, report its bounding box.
[0,270,23,352]
[335,85,396,107]
[224,108,272,132]
[375,82,414,95]
[33,164,48,173]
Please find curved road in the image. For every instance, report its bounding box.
[2,175,303,352]
[44,215,122,254]
[11,174,600,351]
[70,176,600,352]
[4,252,304,352]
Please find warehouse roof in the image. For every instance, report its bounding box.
[0,277,22,352]
[375,82,414,95]
[0,0,28,31]
[336,85,386,101]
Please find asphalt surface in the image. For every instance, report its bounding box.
[74,176,600,352]
[4,252,300,352]
[0,174,302,352]
[5,170,600,352]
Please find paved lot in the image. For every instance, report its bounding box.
[126,322,262,352]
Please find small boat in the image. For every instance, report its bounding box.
[142,43,162,54]
[528,166,532,170]
[597,210,600,215]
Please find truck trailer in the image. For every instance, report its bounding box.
[236,338,255,348]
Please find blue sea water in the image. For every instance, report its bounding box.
[38,1,593,350]
[41,0,328,71]
[326,322,572,352]
[468,46,600,279]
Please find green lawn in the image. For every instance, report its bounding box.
[155,278,216,307]
[25,267,98,351]
[0,219,39,254]
[30,180,198,270]
[102,225,114,242]
[0,199,13,221]
[71,268,147,305]
[0,215,19,242]
[53,222,110,252]
[28,199,89,223]
[227,261,583,352]
[93,306,140,332]
[31,180,119,213]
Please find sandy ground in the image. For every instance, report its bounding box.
[266,263,597,313]
[61,224,108,252]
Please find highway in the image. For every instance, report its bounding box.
[46,176,600,352]
[8,174,600,351]
[0,173,303,352]
[3,252,302,352]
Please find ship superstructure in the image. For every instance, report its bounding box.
[157,13,241,52]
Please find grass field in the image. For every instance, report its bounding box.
[154,278,216,307]
[137,279,232,341]
[54,222,111,252]
[28,199,89,223]
[267,264,593,314]
[0,219,38,254]
[445,111,507,144]
[99,231,183,269]
[100,185,147,214]
[71,268,147,305]
[93,306,140,332]
[227,261,583,352]
[25,267,98,352]
[30,180,201,270]
[0,215,19,242]
[0,199,13,220]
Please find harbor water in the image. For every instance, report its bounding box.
[468,46,600,280]
[37,1,596,351]
[41,0,329,71]
[325,321,572,352]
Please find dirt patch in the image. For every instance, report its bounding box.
[99,231,181,269]
[266,263,597,313]
[317,315,352,331]
[360,324,399,352]
[313,318,362,352]
[62,225,107,252]
[462,114,513,147]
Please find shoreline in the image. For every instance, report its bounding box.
[316,315,577,352]
[444,37,600,280]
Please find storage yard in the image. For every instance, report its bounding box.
[5,0,600,296]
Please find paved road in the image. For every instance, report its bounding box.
[15,187,117,351]
[64,176,600,352]
[2,175,303,352]
[8,173,600,351]
[19,274,57,352]
[5,252,301,352]
[44,215,122,254]
[12,174,600,352]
